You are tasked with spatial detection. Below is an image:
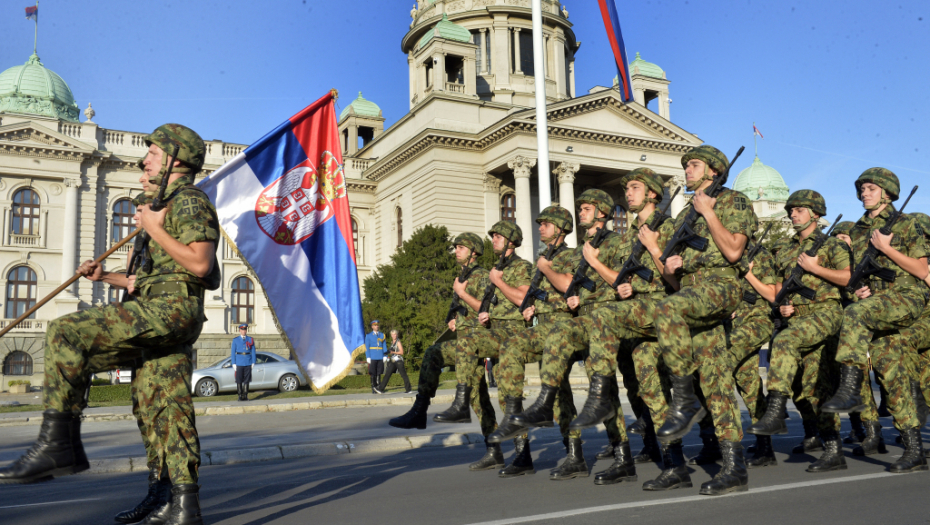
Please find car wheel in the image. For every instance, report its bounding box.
[196,378,218,397]
[278,374,299,393]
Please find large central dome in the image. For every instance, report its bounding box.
[0,54,79,122]
[733,156,789,202]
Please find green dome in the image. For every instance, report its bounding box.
[340,92,382,121]
[629,52,665,79]
[733,156,790,202]
[418,14,472,49]
[0,54,79,122]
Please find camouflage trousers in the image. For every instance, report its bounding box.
[654,278,743,442]
[726,306,774,424]
[587,293,662,377]
[631,340,675,440]
[901,305,930,407]
[862,329,922,430]
[767,302,843,435]
[418,331,497,436]
[835,287,929,367]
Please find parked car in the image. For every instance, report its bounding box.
[108,368,133,385]
[191,352,304,397]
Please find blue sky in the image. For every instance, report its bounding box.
[2,0,927,221]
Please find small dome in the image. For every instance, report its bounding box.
[340,92,383,120]
[418,14,472,49]
[733,156,790,202]
[629,52,665,79]
[0,54,79,122]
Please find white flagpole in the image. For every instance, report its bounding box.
[531,0,551,211]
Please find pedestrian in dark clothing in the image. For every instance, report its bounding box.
[378,330,412,394]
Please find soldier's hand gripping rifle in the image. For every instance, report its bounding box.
[611,187,681,289]
[846,185,919,294]
[772,214,843,306]
[478,251,510,315]
[445,264,480,323]
[518,241,565,312]
[659,146,746,263]
[739,220,776,303]
[563,227,611,300]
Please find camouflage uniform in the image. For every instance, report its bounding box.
[900,303,930,407]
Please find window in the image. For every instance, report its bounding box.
[513,30,535,76]
[396,208,403,248]
[501,194,516,223]
[111,198,137,243]
[351,218,359,257]
[3,351,32,376]
[613,206,629,236]
[231,276,254,325]
[11,188,40,235]
[108,286,121,304]
[472,30,490,73]
[5,266,37,319]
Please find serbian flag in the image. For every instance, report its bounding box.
[753,124,764,139]
[597,0,634,103]
[200,92,365,393]
[25,5,37,21]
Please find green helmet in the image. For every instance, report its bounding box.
[785,190,827,217]
[145,123,206,175]
[536,205,574,234]
[621,168,665,210]
[452,232,484,256]
[855,167,900,202]
[575,188,614,218]
[489,220,523,247]
[130,193,151,207]
[911,213,930,239]
[680,145,729,175]
[830,221,856,237]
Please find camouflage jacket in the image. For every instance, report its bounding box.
[533,243,573,316]
[454,264,490,330]
[609,209,675,296]
[851,205,929,285]
[489,253,533,321]
[736,245,777,315]
[774,230,850,306]
[566,229,624,307]
[676,188,754,274]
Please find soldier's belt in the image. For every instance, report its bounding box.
[490,319,527,330]
[142,281,204,299]
[870,274,919,291]
[578,301,611,318]
[236,352,250,355]
[793,299,839,318]
[536,311,572,326]
[679,267,738,288]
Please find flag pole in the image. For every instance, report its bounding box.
[531,0,551,211]
[753,121,757,157]
[33,2,39,55]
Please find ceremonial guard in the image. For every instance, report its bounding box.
[231,324,257,401]
[365,320,389,394]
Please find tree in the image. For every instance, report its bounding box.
[757,219,792,254]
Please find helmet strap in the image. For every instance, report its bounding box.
[863,188,890,211]
[792,208,816,232]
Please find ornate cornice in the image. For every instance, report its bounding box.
[0,127,95,161]
[347,180,377,194]
[541,96,688,143]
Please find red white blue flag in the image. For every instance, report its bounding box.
[200,92,365,392]
[25,5,38,21]
[753,124,764,139]
[597,0,634,103]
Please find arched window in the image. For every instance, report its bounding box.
[111,199,136,243]
[351,218,359,257]
[11,188,40,235]
[231,276,254,325]
[5,266,37,319]
[501,194,516,223]
[396,208,403,248]
[613,206,629,236]
[3,351,33,376]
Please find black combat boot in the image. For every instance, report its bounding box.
[747,434,777,468]
[164,484,203,525]
[792,419,824,454]
[889,428,929,473]
[642,442,691,491]
[510,384,557,428]
[469,442,504,471]
[499,437,535,478]
[747,391,789,436]
[569,374,616,431]
[596,441,619,461]
[852,420,887,456]
[912,381,929,427]
[806,432,846,472]
[627,417,647,436]
[114,467,172,523]
[656,374,706,443]
[699,441,749,495]
[550,437,588,480]
[242,383,250,401]
[433,384,472,424]
[487,396,525,444]
[388,394,430,430]
[689,426,722,465]
[136,494,172,525]
[633,424,663,464]
[844,412,866,444]
[0,409,89,484]
[822,365,866,413]
[594,441,637,485]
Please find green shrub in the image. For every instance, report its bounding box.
[89,385,131,403]
[91,378,111,386]
[8,380,31,387]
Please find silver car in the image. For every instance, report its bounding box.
[192,352,304,397]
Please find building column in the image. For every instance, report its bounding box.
[434,53,446,91]
[61,178,79,291]
[553,31,567,98]
[513,28,522,74]
[553,162,579,247]
[508,156,535,260]
[479,28,488,74]
[483,174,502,234]
[408,54,417,109]
[667,173,687,218]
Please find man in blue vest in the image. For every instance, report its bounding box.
[231,324,256,401]
[366,320,389,394]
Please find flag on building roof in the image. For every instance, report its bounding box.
[597,0,634,103]
[753,124,764,139]
[25,5,37,21]
[199,91,365,393]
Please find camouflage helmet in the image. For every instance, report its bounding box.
[855,168,900,201]
[620,168,665,205]
[830,221,856,237]
[575,188,614,218]
[488,220,523,247]
[452,232,484,256]
[680,145,729,175]
[911,213,930,239]
[144,123,206,174]
[785,190,827,217]
[536,205,574,234]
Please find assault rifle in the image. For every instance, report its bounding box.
[660,146,746,263]
[611,187,681,289]
[445,264,481,323]
[771,214,843,306]
[478,252,510,315]
[739,221,776,304]
[519,242,565,312]
[846,185,919,293]
[563,227,611,300]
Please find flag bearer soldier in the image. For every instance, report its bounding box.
[0,124,220,525]
[389,233,499,468]
[432,221,535,471]
[821,168,929,473]
[650,145,752,496]
[747,191,850,473]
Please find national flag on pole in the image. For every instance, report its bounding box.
[25,5,38,21]
[199,91,365,393]
[753,124,764,139]
[597,0,634,103]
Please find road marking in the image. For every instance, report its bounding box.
[0,497,102,510]
[464,472,895,525]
